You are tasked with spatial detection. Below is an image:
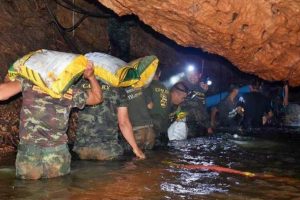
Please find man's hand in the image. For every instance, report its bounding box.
[147,102,154,110]
[207,127,213,135]
[133,147,146,159]
[262,116,267,125]
[236,106,244,114]
[210,121,216,128]
[83,61,95,80]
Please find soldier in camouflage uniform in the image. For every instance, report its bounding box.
[182,67,213,136]
[74,79,145,160]
[0,62,102,179]
[125,87,155,150]
[144,68,170,146]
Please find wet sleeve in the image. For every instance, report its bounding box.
[70,86,88,109]
[15,77,26,91]
[117,88,128,107]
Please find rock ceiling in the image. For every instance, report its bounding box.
[98,0,300,86]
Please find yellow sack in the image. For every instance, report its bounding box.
[8,49,88,98]
[86,52,158,88]
[85,52,138,87]
[123,55,159,88]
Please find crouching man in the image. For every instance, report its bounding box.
[0,61,102,179]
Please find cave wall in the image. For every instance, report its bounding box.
[0,0,255,89]
[98,0,300,86]
[55,0,110,54]
[0,0,59,81]
[0,0,110,81]
[130,23,251,93]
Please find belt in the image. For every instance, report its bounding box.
[18,143,67,153]
[132,124,153,131]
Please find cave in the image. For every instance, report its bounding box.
[0,0,300,199]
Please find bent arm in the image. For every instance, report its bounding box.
[83,61,103,105]
[117,107,145,159]
[0,80,22,101]
[210,107,218,128]
[283,84,289,107]
[85,75,102,105]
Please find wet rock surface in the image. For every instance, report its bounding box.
[98,0,300,86]
[0,97,21,155]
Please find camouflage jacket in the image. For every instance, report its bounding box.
[75,80,128,146]
[19,78,87,147]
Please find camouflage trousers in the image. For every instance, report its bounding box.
[16,144,71,180]
[73,142,124,160]
[133,126,156,150]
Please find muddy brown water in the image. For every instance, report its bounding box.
[0,133,300,200]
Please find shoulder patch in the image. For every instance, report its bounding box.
[63,93,73,100]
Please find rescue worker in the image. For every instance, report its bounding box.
[182,67,213,136]
[73,79,145,160]
[126,86,155,150]
[168,82,189,125]
[211,85,243,128]
[238,80,273,129]
[0,61,102,179]
[144,67,170,146]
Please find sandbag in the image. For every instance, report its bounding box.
[167,118,188,141]
[85,52,158,88]
[85,52,138,87]
[8,49,88,98]
[123,55,158,88]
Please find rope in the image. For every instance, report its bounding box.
[55,0,111,18]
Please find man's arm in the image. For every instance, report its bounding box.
[210,106,218,128]
[283,83,289,107]
[262,97,274,125]
[262,111,273,125]
[117,107,146,159]
[83,61,103,105]
[0,80,22,101]
[193,103,213,134]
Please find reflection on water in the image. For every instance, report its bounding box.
[0,134,300,200]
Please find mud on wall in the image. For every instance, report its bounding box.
[0,0,109,81]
